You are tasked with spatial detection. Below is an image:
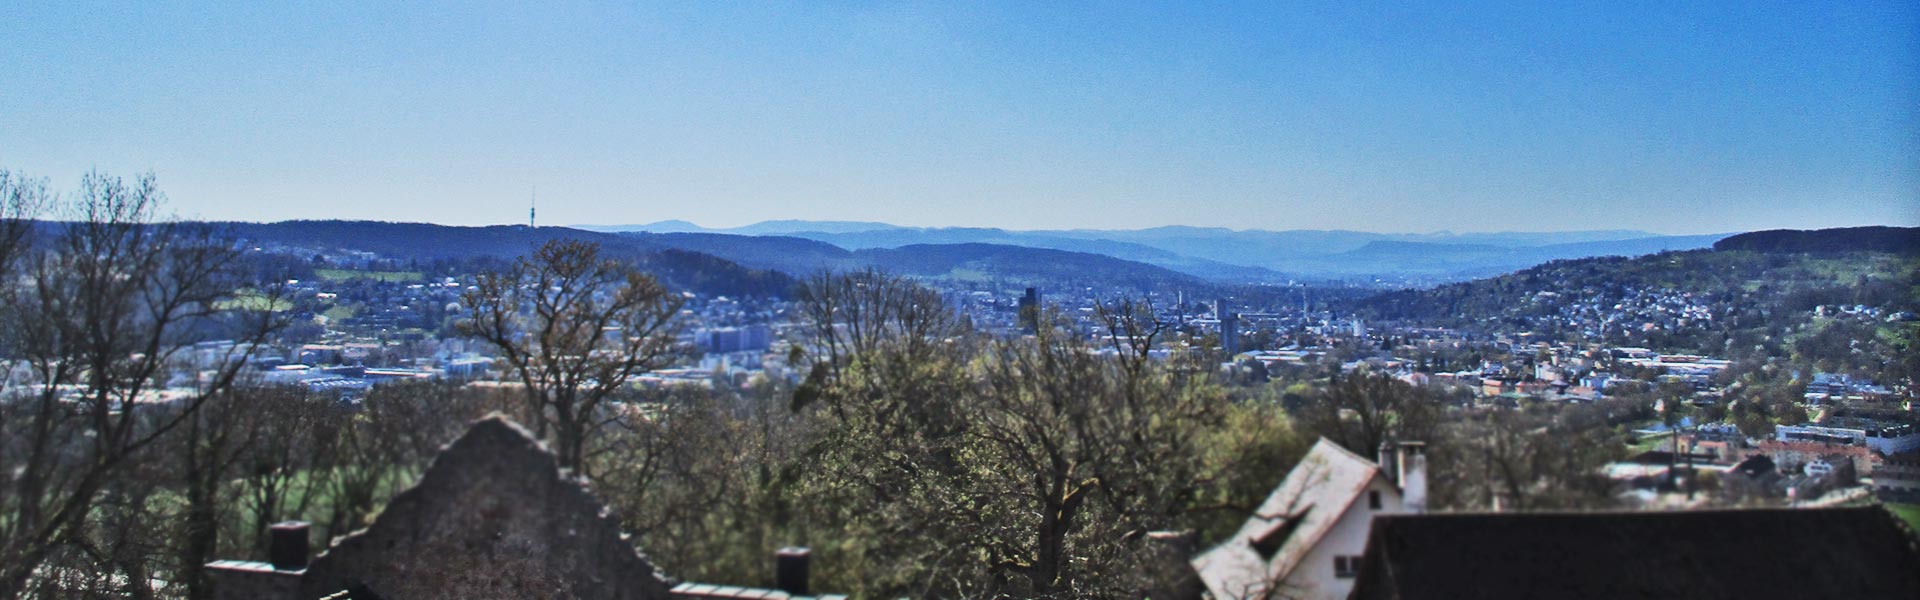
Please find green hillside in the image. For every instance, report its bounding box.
[216,221,797,298]
[1352,246,1920,386]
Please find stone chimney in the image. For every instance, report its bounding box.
[1395,442,1428,513]
[269,522,310,571]
[1377,440,1400,487]
[776,547,810,596]
[206,521,310,600]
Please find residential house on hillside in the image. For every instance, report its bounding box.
[1758,439,1875,475]
[1876,451,1920,503]
[1777,416,1920,455]
[1721,454,1782,499]
[1189,439,1426,600]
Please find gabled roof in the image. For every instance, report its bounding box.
[1191,438,1385,600]
[1350,506,1920,600]
[300,415,676,599]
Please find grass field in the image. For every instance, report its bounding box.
[1889,503,1920,533]
[321,304,356,321]
[1627,432,1674,454]
[219,291,293,311]
[315,268,423,283]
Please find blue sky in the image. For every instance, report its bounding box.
[2,1,1914,233]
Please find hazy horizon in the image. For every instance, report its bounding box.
[4,2,1915,234]
[571,217,1742,237]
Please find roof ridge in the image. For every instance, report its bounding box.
[1311,436,1383,468]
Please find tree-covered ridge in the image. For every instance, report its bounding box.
[625,231,857,274]
[211,221,1203,296]
[856,242,1204,289]
[628,233,1209,289]
[1352,248,1920,385]
[1713,226,1920,255]
[210,220,798,298]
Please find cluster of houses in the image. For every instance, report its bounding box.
[1229,339,1744,405]
[1804,371,1897,404]
[1628,409,1920,503]
[209,265,805,397]
[1590,407,1920,509]
[1489,283,1731,342]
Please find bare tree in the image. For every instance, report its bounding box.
[315,381,490,539]
[234,391,340,560]
[0,172,285,598]
[782,271,980,596]
[461,239,684,470]
[0,169,43,396]
[785,279,1241,598]
[968,307,1220,597]
[1437,403,1623,512]
[174,385,280,600]
[593,384,803,585]
[1297,370,1440,460]
[0,170,42,288]
[1096,297,1166,387]
[791,268,962,412]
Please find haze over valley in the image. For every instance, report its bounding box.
[579,219,1730,283]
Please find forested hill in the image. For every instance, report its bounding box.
[218,220,650,259]
[211,221,1205,296]
[212,221,797,298]
[1353,250,1911,325]
[1712,226,1920,255]
[630,232,1208,290]
[623,232,857,274]
[855,243,1204,289]
[1348,238,1920,381]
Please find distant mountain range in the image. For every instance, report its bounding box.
[204,220,1907,299]
[581,220,1730,282]
[208,221,1207,295]
[616,219,905,236]
[619,232,1204,289]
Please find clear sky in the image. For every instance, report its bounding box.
[2,1,1915,234]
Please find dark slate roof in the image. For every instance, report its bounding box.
[1732,454,1777,478]
[301,415,676,600]
[1349,506,1920,600]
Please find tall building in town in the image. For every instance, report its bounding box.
[1019,287,1041,332]
[1218,298,1239,356]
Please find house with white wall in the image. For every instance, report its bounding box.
[1190,438,1427,600]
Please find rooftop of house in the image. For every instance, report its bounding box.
[1731,454,1776,478]
[296,416,678,599]
[1350,506,1920,600]
[209,415,836,600]
[1190,438,1385,600]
